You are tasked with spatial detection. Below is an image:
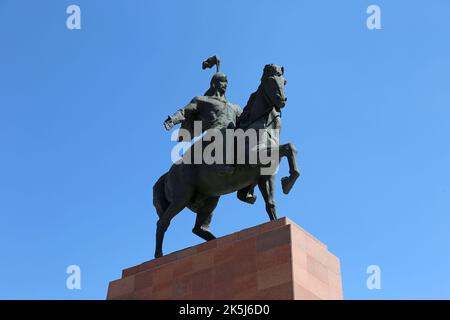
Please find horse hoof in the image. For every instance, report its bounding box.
[155,252,163,259]
[281,176,293,194]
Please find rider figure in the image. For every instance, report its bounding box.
[163,56,257,204]
[163,72,239,136]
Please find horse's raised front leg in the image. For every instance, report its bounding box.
[258,175,278,221]
[279,143,300,194]
[192,197,219,241]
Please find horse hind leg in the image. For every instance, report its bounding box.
[155,188,193,258]
[192,197,219,241]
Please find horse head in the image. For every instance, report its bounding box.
[238,64,287,129]
[260,64,287,112]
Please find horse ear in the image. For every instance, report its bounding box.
[281,66,284,74]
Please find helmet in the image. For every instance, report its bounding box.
[210,72,227,86]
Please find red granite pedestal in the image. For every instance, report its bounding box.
[107,217,343,300]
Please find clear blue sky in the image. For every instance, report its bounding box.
[1,0,449,300]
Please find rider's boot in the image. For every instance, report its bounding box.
[237,184,257,204]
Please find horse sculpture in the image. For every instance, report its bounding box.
[153,64,299,258]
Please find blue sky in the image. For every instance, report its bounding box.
[1,0,449,299]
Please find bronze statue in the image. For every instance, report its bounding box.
[153,57,299,258]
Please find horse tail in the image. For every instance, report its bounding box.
[153,173,169,218]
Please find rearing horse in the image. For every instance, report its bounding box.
[153,64,299,258]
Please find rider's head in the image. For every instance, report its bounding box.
[210,72,228,95]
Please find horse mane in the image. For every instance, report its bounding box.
[237,84,262,128]
[238,64,282,129]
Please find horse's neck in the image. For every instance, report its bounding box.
[248,91,272,122]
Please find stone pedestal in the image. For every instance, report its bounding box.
[107,217,343,300]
